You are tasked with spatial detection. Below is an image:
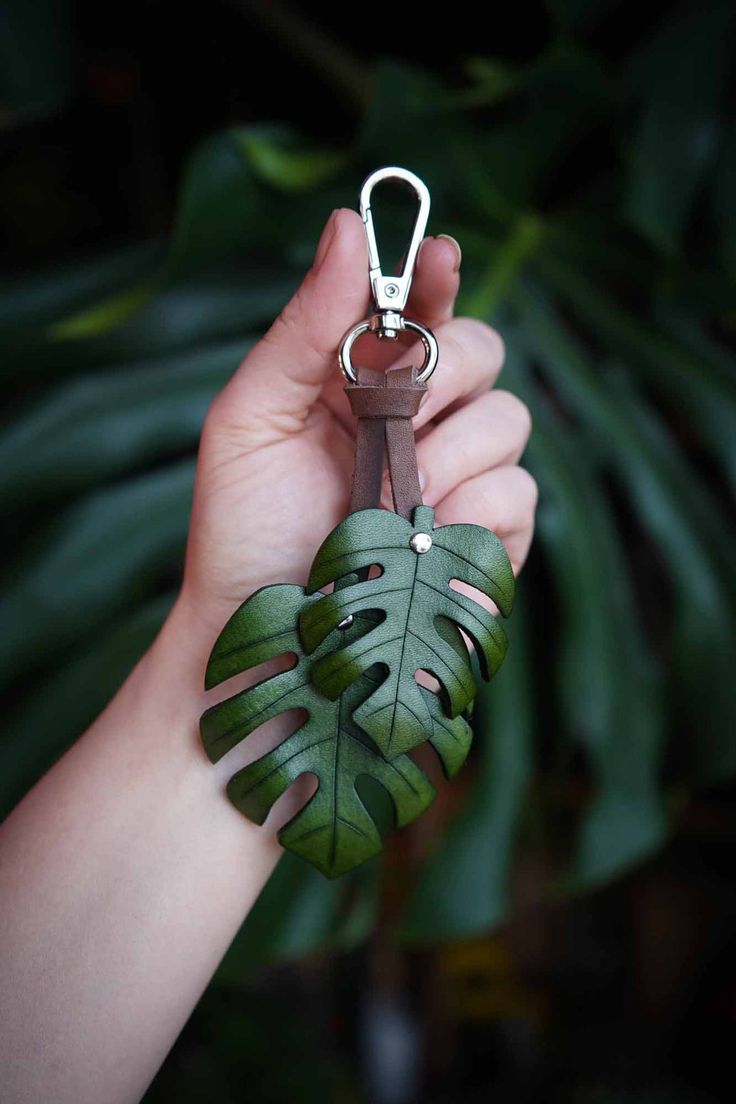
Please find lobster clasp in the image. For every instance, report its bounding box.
[360,166,430,339]
[338,164,439,385]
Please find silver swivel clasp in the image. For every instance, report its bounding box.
[338,166,439,385]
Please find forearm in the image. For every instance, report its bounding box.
[0,593,285,1104]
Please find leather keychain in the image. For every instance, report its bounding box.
[199,167,515,878]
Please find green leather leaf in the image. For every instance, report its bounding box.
[200,583,472,878]
[301,505,514,759]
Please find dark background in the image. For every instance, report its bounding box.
[0,0,679,269]
[2,2,736,1101]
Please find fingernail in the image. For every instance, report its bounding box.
[436,233,462,272]
[418,468,427,493]
[313,209,339,272]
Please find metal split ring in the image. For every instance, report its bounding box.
[338,317,439,385]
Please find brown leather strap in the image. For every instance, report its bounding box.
[345,364,427,519]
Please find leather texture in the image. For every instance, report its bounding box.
[344,363,427,519]
[303,504,514,758]
[200,580,473,878]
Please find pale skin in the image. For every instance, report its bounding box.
[0,207,537,1103]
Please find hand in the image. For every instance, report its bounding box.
[178,207,537,648]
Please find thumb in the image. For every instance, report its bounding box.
[221,207,370,433]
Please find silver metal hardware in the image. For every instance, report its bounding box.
[338,166,439,385]
[409,532,432,554]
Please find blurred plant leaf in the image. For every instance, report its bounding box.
[166,125,345,279]
[0,595,173,819]
[713,121,736,282]
[216,853,380,981]
[508,349,668,887]
[0,460,193,686]
[2,268,297,379]
[456,57,521,108]
[0,241,165,336]
[235,124,349,192]
[401,594,533,943]
[50,282,161,340]
[546,0,619,32]
[603,367,736,781]
[515,284,736,783]
[538,253,736,487]
[0,0,75,123]
[356,60,515,223]
[623,2,733,252]
[0,339,251,505]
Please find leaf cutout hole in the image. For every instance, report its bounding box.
[355,774,396,838]
[216,705,309,773]
[352,606,387,629]
[325,606,387,645]
[448,577,500,617]
[268,767,319,832]
[322,566,384,594]
[410,740,446,793]
[207,650,298,704]
[416,668,441,694]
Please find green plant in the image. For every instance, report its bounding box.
[2,1,735,964]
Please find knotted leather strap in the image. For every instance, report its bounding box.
[344,364,427,519]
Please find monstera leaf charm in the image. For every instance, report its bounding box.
[300,505,515,759]
[198,170,519,878]
[200,582,473,878]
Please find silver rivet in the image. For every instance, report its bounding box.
[409,532,432,554]
[338,614,354,630]
[385,283,398,297]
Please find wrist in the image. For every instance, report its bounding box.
[131,585,306,843]
[157,587,225,678]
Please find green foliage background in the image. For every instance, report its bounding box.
[2,0,735,987]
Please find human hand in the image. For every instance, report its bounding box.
[178,207,537,651]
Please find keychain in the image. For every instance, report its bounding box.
[199,167,515,878]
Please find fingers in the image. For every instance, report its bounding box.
[212,208,367,443]
[325,315,506,437]
[414,390,532,506]
[317,232,462,428]
[435,464,538,580]
[413,319,505,431]
[211,211,462,447]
